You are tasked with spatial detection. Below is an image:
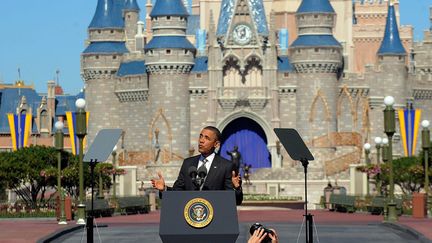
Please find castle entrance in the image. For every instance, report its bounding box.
[220,117,271,169]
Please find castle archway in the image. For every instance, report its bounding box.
[219,117,271,169]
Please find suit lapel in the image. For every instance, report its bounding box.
[192,156,200,168]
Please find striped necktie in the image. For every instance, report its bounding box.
[198,158,208,190]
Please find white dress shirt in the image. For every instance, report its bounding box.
[198,152,215,173]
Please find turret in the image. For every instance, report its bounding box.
[82,0,128,82]
[373,3,407,105]
[377,3,406,57]
[135,21,145,51]
[289,0,342,73]
[289,0,342,141]
[81,0,128,143]
[145,0,195,159]
[124,0,140,51]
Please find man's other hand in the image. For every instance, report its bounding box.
[232,171,241,189]
[150,171,166,191]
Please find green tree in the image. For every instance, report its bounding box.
[358,156,427,195]
[382,156,424,194]
[0,146,57,208]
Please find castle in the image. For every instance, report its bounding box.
[1,0,431,205]
[72,0,432,202]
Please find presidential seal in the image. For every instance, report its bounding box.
[184,198,214,228]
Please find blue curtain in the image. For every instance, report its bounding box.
[220,118,271,170]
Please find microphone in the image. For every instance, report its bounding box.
[188,166,197,179]
[188,166,199,190]
[197,166,208,189]
[197,166,207,179]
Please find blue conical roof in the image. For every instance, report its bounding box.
[89,0,124,29]
[124,0,140,11]
[150,0,189,17]
[377,5,406,56]
[297,0,335,13]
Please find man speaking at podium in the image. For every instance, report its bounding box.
[151,126,243,205]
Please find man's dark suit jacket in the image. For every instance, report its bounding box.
[165,154,243,205]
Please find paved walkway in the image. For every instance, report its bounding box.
[0,209,431,242]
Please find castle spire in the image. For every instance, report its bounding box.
[150,0,189,18]
[377,4,406,56]
[124,0,140,11]
[88,0,124,29]
[297,0,335,13]
[290,0,340,50]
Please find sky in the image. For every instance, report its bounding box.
[0,0,431,95]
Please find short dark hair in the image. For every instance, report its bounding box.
[203,126,222,142]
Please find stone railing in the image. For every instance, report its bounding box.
[307,132,362,149]
[324,149,361,176]
[306,132,362,176]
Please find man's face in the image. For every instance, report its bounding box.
[198,129,220,156]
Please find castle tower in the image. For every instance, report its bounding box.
[47,80,56,116]
[369,3,407,142]
[375,2,407,104]
[81,0,128,141]
[124,0,140,52]
[145,0,195,160]
[289,0,342,141]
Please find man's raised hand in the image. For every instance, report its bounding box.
[151,171,166,191]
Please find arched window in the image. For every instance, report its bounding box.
[222,57,241,87]
[244,57,263,86]
[40,110,49,130]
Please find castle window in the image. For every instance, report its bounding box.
[166,49,172,55]
[314,15,318,18]
[167,16,171,20]
[196,74,202,78]
[180,17,184,20]
[95,55,99,59]
[127,14,131,19]
[315,48,319,52]
[284,73,289,77]
[40,110,48,130]
[297,49,301,53]
[98,30,101,34]
[110,30,114,34]
[113,55,117,59]
[184,50,188,54]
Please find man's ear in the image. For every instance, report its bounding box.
[214,141,221,153]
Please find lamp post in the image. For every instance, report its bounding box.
[421,120,430,217]
[364,143,371,197]
[75,98,87,225]
[383,96,397,222]
[381,138,389,161]
[375,137,383,195]
[374,137,382,164]
[112,145,117,200]
[381,137,389,221]
[98,165,104,199]
[55,121,67,225]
